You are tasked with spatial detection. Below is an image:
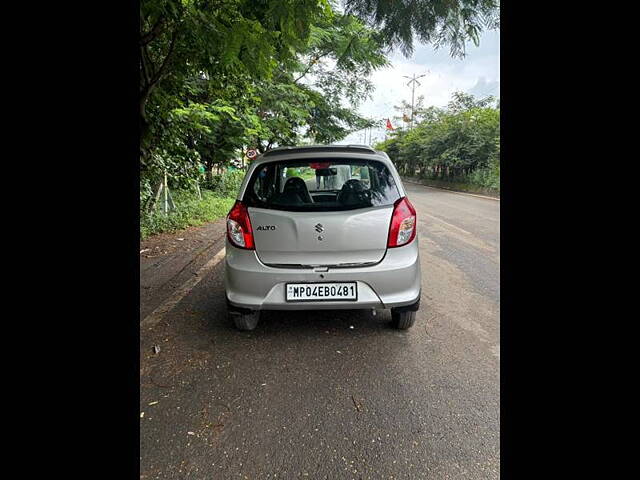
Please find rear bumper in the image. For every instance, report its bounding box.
[225,238,421,311]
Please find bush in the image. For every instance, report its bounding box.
[140,189,235,239]
[468,163,499,191]
[205,169,246,198]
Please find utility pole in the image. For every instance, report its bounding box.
[403,72,428,130]
[361,127,373,145]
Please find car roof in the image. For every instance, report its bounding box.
[262,144,377,155]
[251,144,391,167]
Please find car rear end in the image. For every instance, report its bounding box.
[224,145,421,330]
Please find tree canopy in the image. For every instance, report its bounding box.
[344,0,500,56]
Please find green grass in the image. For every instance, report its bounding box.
[141,189,235,240]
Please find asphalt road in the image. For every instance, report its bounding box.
[140,183,500,479]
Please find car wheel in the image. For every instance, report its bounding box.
[230,310,260,331]
[391,309,416,330]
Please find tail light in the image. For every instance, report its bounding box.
[387,197,417,248]
[226,200,255,249]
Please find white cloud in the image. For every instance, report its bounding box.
[336,29,500,145]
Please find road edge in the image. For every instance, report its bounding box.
[141,247,226,327]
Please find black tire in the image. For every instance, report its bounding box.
[230,310,260,331]
[391,310,416,330]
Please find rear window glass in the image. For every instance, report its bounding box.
[243,158,401,212]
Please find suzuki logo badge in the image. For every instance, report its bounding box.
[315,223,324,233]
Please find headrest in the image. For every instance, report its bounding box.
[341,179,365,192]
[283,177,307,191]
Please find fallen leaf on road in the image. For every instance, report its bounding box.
[148,401,158,406]
[140,412,145,418]
[140,249,150,254]
[152,345,161,354]
[187,431,195,435]
[177,238,185,241]
[351,395,362,412]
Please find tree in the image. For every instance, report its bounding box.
[252,81,312,150]
[344,0,500,56]
[140,0,332,152]
[293,13,389,106]
[392,95,440,129]
[447,91,496,112]
[377,92,499,186]
[304,86,377,143]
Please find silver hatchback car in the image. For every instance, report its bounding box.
[225,145,421,331]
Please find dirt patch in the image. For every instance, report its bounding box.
[140,222,223,259]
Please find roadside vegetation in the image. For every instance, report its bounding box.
[141,190,236,239]
[139,1,499,238]
[376,92,500,195]
[140,171,244,239]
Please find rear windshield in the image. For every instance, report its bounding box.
[242,158,401,212]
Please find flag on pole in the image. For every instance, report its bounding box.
[386,118,394,130]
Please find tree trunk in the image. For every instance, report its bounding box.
[140,89,152,156]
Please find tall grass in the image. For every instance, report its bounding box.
[417,163,499,194]
[141,169,246,240]
[140,189,235,240]
[468,163,499,191]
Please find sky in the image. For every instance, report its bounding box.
[335,29,500,146]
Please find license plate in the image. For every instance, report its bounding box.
[286,282,358,302]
